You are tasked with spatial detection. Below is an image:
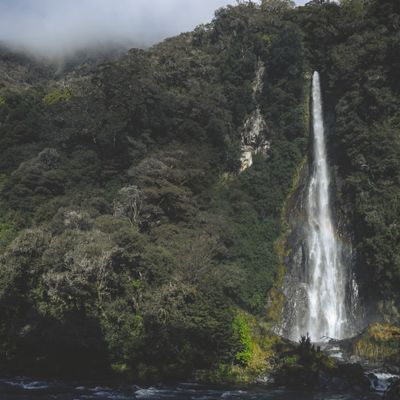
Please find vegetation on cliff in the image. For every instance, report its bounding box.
[353,324,400,365]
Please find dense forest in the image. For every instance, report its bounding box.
[0,0,399,383]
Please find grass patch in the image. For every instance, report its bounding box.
[353,323,400,364]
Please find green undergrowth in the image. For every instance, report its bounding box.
[232,312,253,365]
[274,335,367,389]
[353,323,400,364]
[0,222,17,251]
[197,310,282,384]
[43,88,72,105]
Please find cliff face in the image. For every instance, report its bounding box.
[279,158,310,340]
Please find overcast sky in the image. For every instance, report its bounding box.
[0,0,309,57]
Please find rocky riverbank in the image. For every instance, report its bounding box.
[268,323,400,396]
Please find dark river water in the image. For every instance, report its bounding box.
[0,378,384,400]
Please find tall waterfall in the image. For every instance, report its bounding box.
[305,71,347,340]
[279,72,361,342]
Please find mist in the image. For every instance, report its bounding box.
[0,0,308,59]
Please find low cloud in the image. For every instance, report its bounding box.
[0,0,237,58]
[0,0,311,59]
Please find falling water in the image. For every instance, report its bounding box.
[305,71,348,340]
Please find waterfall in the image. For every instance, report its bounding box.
[304,71,348,340]
[279,71,362,342]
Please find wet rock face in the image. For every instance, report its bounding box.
[272,337,370,391]
[240,61,270,172]
[278,162,310,340]
[366,371,399,393]
[330,158,366,336]
[386,380,400,400]
[280,233,309,340]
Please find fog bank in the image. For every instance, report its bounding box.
[0,0,310,58]
[0,0,237,57]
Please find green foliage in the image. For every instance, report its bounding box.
[274,334,339,388]
[0,174,6,192]
[43,88,72,106]
[353,324,400,364]
[0,222,17,251]
[0,96,5,107]
[0,0,309,379]
[232,313,253,365]
[283,354,299,365]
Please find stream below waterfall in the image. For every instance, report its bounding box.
[0,377,387,400]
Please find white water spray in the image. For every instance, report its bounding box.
[305,72,348,340]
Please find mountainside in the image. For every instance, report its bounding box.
[0,0,399,383]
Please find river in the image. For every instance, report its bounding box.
[0,377,384,399]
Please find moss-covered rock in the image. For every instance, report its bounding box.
[353,324,400,365]
[274,336,368,390]
[386,380,400,400]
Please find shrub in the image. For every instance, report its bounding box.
[232,313,253,366]
[43,88,72,106]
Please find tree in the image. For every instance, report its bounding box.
[113,185,144,226]
[261,0,295,13]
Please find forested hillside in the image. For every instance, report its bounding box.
[0,0,399,382]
